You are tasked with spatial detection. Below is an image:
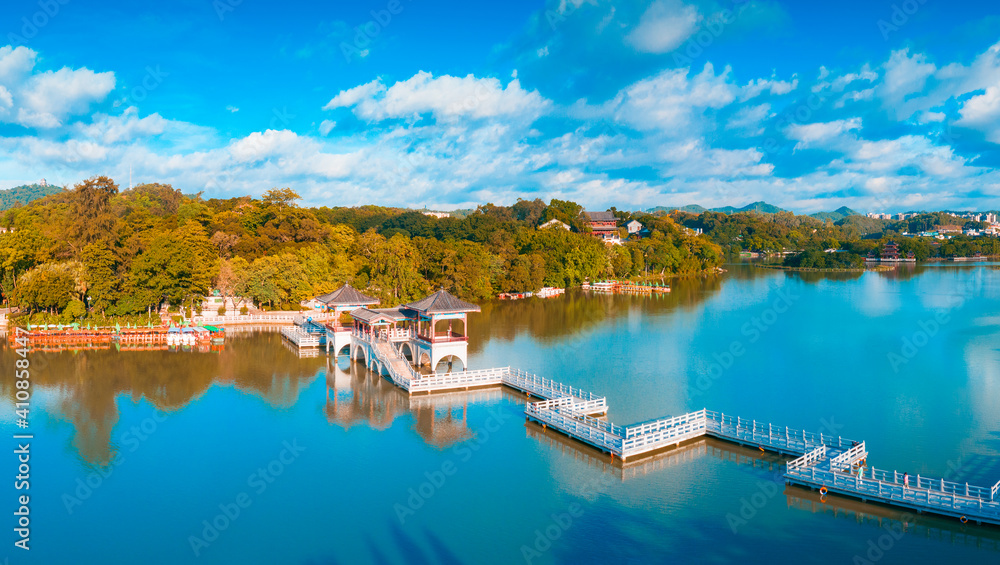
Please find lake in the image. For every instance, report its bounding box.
[4,263,1000,564]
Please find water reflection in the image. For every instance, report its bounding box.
[525,425,787,482]
[469,272,726,353]
[324,357,504,447]
[786,487,1000,550]
[2,330,324,465]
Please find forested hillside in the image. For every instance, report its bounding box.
[0,183,64,211]
[0,177,722,319]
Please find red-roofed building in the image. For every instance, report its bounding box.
[583,211,619,242]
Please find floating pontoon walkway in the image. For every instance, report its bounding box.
[525,396,1000,527]
[357,330,1000,526]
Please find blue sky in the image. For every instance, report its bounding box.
[2,0,1000,212]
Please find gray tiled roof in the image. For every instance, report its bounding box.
[404,289,481,314]
[315,283,380,306]
[584,211,617,222]
[349,307,411,324]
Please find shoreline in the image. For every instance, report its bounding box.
[752,264,893,273]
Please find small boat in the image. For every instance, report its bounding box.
[203,325,226,344]
[536,287,565,298]
[590,281,615,292]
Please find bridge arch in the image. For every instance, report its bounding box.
[353,344,367,365]
[417,351,431,367]
[399,342,414,362]
[434,354,466,374]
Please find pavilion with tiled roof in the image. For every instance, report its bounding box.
[403,289,479,345]
[404,289,481,315]
[315,283,380,311]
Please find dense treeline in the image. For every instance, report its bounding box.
[672,210,1000,260]
[0,177,723,320]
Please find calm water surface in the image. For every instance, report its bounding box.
[3,263,1000,564]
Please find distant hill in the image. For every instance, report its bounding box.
[646,204,706,214]
[0,183,64,211]
[712,201,787,214]
[810,206,860,222]
[648,201,786,215]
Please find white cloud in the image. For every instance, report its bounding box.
[626,0,701,54]
[786,118,862,150]
[0,46,36,85]
[658,140,773,178]
[229,129,303,163]
[20,67,115,128]
[0,45,115,129]
[226,105,239,113]
[726,103,772,136]
[608,63,736,133]
[956,85,1000,142]
[323,78,385,110]
[328,71,550,122]
[741,76,798,101]
[76,108,168,144]
[0,86,12,114]
[2,42,1000,214]
[878,49,936,118]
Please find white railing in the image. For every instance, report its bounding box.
[993,480,999,501]
[622,413,707,455]
[379,328,413,342]
[704,410,854,454]
[829,442,867,472]
[501,368,605,404]
[407,367,506,393]
[837,466,998,502]
[787,445,827,470]
[525,402,623,454]
[280,326,321,347]
[197,314,297,325]
[558,398,609,416]
[786,466,1000,519]
[625,410,707,439]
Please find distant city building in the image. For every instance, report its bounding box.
[937,225,962,234]
[626,220,643,234]
[422,211,450,219]
[39,178,47,187]
[538,218,570,230]
[582,211,618,241]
